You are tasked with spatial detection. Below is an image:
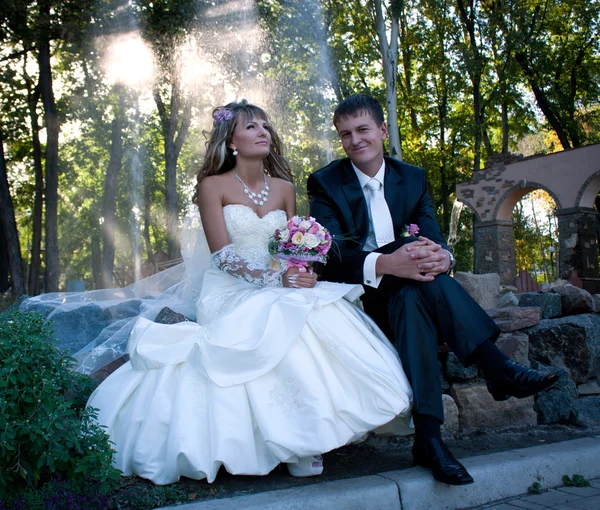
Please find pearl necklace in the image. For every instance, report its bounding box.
[233,171,270,206]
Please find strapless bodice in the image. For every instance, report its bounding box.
[222,204,287,269]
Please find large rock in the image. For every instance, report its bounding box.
[578,379,600,395]
[445,351,478,381]
[533,370,578,424]
[450,382,537,429]
[91,355,130,386]
[518,292,562,319]
[495,332,530,367]
[552,285,595,316]
[441,394,459,438]
[573,396,600,427]
[50,303,107,353]
[103,299,142,324]
[486,306,541,332]
[496,291,519,308]
[454,272,500,310]
[154,307,191,324]
[527,314,600,384]
[594,295,600,313]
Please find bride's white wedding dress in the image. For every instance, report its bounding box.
[87,204,412,484]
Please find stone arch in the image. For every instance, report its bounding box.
[459,200,481,223]
[577,170,600,209]
[456,144,600,288]
[495,182,562,222]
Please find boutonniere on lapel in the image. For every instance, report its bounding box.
[401,224,420,237]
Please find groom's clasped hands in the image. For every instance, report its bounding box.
[378,237,451,282]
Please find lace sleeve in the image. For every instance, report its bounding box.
[211,244,284,287]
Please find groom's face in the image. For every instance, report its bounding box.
[335,111,387,173]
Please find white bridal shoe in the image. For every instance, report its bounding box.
[287,455,324,477]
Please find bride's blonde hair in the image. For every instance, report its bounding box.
[193,100,293,206]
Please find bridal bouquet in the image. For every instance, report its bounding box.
[269,216,332,271]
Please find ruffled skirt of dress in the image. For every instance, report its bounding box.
[86,270,413,484]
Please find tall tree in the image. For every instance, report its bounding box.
[0,127,25,297]
[372,0,402,160]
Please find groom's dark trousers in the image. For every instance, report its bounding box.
[308,157,500,421]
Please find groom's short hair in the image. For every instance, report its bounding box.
[333,94,385,128]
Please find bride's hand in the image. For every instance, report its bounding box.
[283,267,318,288]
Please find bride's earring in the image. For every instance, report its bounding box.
[232,148,238,156]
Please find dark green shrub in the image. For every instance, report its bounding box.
[0,312,121,498]
[0,478,110,509]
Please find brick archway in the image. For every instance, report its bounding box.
[456,143,600,288]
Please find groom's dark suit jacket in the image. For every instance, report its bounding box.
[307,156,449,285]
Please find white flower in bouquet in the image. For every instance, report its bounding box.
[304,233,319,248]
[291,232,304,245]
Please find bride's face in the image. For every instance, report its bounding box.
[230,115,272,159]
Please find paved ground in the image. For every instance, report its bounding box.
[471,479,600,509]
[157,435,600,510]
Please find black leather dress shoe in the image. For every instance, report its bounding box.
[487,359,565,401]
[412,437,474,485]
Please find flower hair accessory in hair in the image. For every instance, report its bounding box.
[213,108,233,125]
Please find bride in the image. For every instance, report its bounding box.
[86,100,412,485]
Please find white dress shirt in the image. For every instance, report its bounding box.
[352,161,389,288]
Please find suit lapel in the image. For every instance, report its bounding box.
[384,160,406,238]
[339,161,369,245]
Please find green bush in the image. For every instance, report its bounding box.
[0,311,121,498]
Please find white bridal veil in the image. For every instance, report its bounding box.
[16,212,212,375]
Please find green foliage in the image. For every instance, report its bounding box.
[0,312,121,497]
[0,477,110,509]
[562,474,591,487]
[118,484,194,509]
[527,481,543,494]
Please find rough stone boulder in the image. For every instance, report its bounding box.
[496,291,519,308]
[552,285,595,315]
[578,379,600,395]
[527,314,600,384]
[518,292,562,319]
[103,299,142,324]
[91,355,130,386]
[51,302,107,353]
[594,295,600,313]
[441,394,459,438]
[445,352,478,381]
[454,272,500,310]
[154,307,191,324]
[486,306,540,332]
[533,369,578,424]
[450,382,537,429]
[495,332,530,367]
[573,396,600,427]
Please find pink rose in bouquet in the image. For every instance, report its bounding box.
[269,216,332,272]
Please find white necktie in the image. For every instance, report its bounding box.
[366,178,395,247]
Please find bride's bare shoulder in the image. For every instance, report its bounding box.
[198,173,232,193]
[269,177,295,191]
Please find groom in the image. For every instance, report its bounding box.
[307,94,561,485]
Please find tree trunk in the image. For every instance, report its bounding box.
[501,99,509,153]
[0,129,25,298]
[26,79,43,296]
[100,93,124,289]
[38,0,61,292]
[515,52,572,150]
[439,94,449,235]
[143,180,155,269]
[153,79,192,260]
[91,224,103,290]
[373,0,402,160]
[456,0,484,173]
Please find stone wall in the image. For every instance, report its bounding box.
[443,273,600,436]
